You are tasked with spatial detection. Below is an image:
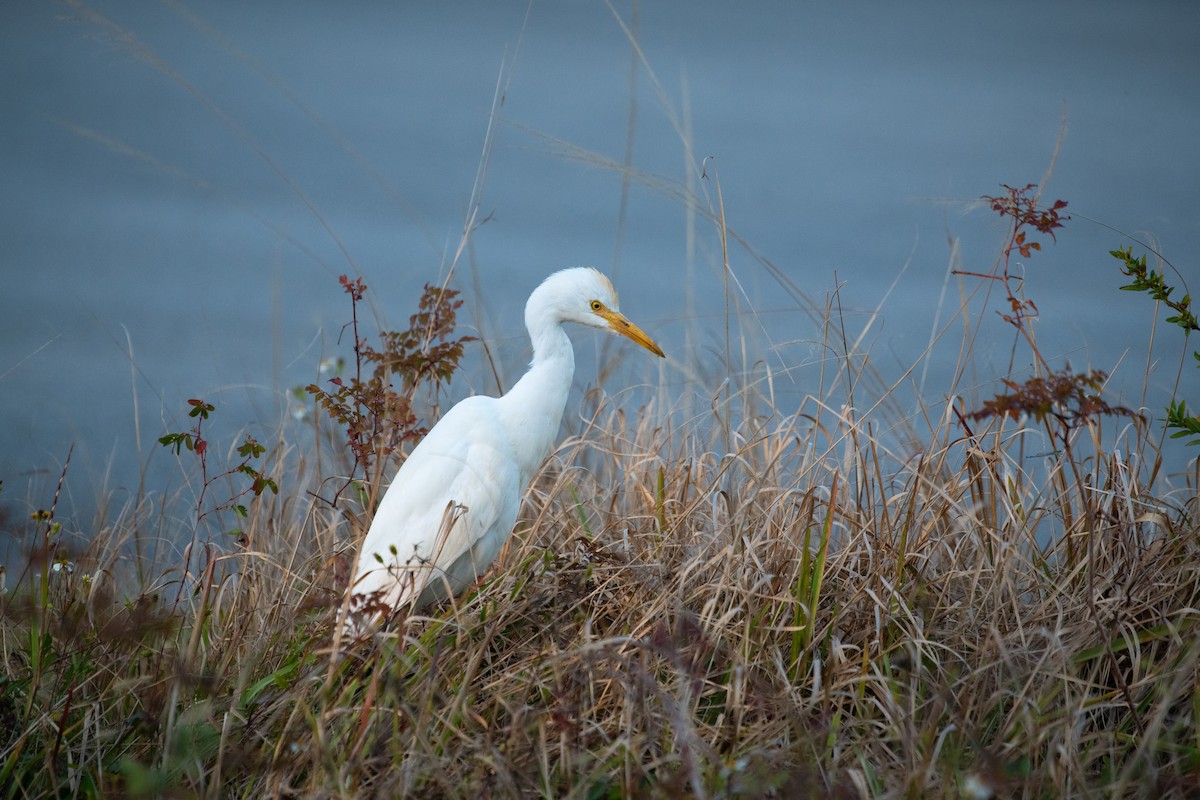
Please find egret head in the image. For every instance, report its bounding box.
[529,267,665,358]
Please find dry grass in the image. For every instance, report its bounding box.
[3,320,1198,799]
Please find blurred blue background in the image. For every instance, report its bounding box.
[2,1,1198,529]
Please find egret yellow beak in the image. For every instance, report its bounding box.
[595,307,666,358]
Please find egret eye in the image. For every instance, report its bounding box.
[590,300,603,311]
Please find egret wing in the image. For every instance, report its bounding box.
[351,397,522,610]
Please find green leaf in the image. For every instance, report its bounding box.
[158,433,192,455]
[186,399,213,419]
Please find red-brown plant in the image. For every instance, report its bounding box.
[306,275,475,505]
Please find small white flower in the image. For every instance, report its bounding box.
[962,773,992,800]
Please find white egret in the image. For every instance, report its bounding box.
[346,267,664,629]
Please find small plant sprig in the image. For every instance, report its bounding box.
[967,367,1139,433]
[1112,246,1198,332]
[955,183,1070,365]
[306,276,474,505]
[159,399,278,531]
[986,182,1069,258]
[961,186,1139,450]
[1111,245,1200,445]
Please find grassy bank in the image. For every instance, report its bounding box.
[2,214,1199,798]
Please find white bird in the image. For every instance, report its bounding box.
[346,267,664,629]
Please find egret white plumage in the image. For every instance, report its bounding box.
[346,267,664,629]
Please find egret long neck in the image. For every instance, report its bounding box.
[496,322,574,486]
